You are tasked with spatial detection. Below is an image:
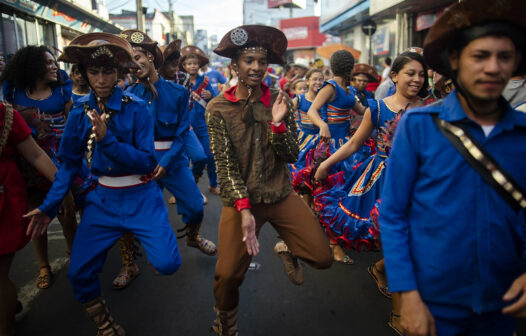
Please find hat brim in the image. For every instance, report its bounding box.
[58,45,140,69]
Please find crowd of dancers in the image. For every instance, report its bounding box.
[1,0,526,335]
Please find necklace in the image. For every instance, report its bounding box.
[25,87,52,101]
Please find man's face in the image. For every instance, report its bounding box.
[233,51,268,87]
[294,66,307,78]
[182,57,200,76]
[132,49,155,80]
[352,73,369,91]
[86,66,118,98]
[450,35,518,101]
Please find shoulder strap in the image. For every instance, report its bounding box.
[376,99,381,127]
[432,114,526,211]
[0,103,15,157]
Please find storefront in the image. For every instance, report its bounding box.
[0,0,120,60]
[280,16,327,64]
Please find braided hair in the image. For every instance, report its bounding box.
[330,50,355,91]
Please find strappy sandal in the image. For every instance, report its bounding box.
[388,311,403,336]
[330,243,354,265]
[112,264,140,290]
[36,265,53,289]
[367,263,392,298]
[186,236,217,256]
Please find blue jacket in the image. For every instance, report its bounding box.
[189,74,215,133]
[39,87,156,218]
[380,90,526,313]
[126,77,190,174]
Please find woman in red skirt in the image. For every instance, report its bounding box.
[0,102,57,336]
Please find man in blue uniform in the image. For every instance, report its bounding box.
[121,29,217,255]
[379,1,526,335]
[351,63,378,108]
[25,33,181,335]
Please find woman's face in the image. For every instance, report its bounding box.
[132,48,155,80]
[307,72,324,92]
[43,52,58,83]
[391,60,425,98]
[72,68,87,87]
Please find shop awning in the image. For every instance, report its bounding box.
[315,44,361,60]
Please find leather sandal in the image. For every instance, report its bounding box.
[186,236,217,256]
[208,186,221,195]
[112,264,140,290]
[388,311,403,336]
[367,263,391,298]
[330,242,354,265]
[36,265,53,289]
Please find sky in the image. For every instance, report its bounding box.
[108,0,244,38]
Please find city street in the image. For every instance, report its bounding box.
[11,179,395,336]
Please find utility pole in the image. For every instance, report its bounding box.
[136,0,144,31]
[168,0,175,43]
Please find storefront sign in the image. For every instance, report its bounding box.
[372,26,389,55]
[280,16,327,49]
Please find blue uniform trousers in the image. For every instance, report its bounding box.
[156,151,204,226]
[184,129,207,164]
[427,302,516,336]
[67,182,181,303]
[191,128,218,188]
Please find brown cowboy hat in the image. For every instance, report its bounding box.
[119,29,164,69]
[424,0,526,76]
[353,63,379,82]
[163,39,182,62]
[214,25,287,65]
[58,32,139,69]
[179,45,209,68]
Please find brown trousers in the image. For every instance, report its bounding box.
[213,192,333,310]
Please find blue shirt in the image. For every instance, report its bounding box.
[39,86,156,218]
[204,69,227,96]
[189,74,215,133]
[380,90,526,313]
[126,76,190,174]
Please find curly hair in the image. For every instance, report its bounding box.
[0,45,62,91]
[330,50,355,88]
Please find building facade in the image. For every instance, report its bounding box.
[319,0,454,72]
[243,0,316,27]
[0,0,120,60]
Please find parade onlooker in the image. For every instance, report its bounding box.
[180,46,220,195]
[380,1,526,334]
[503,75,526,107]
[24,33,182,335]
[293,58,309,79]
[0,102,58,336]
[380,57,391,83]
[201,64,227,96]
[207,25,332,334]
[278,63,295,96]
[1,45,77,290]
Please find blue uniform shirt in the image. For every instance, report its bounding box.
[189,74,215,133]
[126,77,190,174]
[204,69,227,96]
[380,90,526,313]
[39,86,156,218]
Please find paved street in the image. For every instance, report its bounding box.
[11,179,401,335]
